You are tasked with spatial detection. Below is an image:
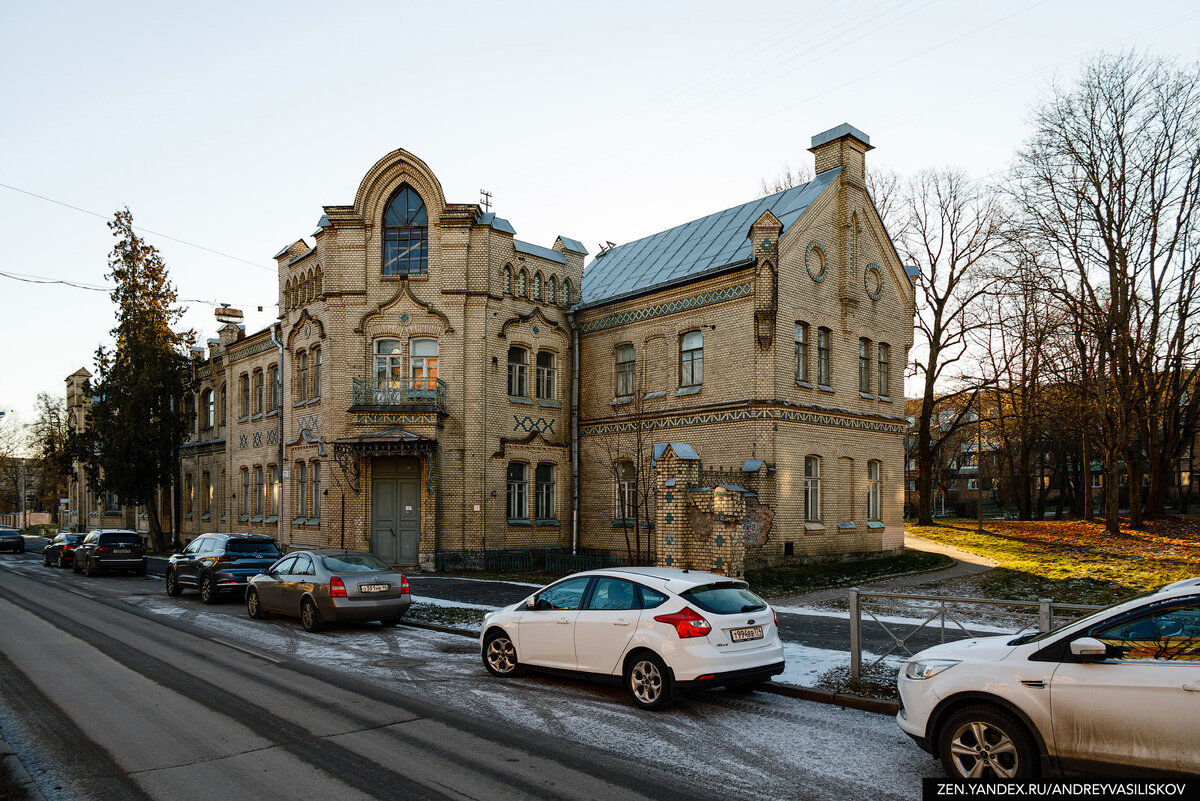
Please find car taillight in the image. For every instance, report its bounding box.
[400,575,409,594]
[64,545,74,551]
[653,606,712,639]
[95,547,110,554]
[216,555,237,562]
[330,576,347,598]
[773,608,778,629]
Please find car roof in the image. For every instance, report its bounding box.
[306,548,384,558]
[201,532,275,541]
[94,529,138,534]
[579,565,746,590]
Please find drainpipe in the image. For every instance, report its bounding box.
[270,322,285,546]
[569,311,580,555]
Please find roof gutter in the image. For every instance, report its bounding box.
[568,310,580,556]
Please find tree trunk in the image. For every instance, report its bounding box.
[1104,455,1120,535]
[146,502,168,554]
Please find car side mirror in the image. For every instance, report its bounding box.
[1069,637,1110,662]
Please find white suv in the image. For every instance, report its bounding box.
[897,579,1200,778]
[479,567,785,709]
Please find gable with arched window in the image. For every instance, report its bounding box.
[382,185,429,275]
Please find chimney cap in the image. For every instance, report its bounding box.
[810,123,872,151]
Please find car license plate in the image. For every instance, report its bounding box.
[359,584,389,593]
[730,626,763,643]
[114,549,131,554]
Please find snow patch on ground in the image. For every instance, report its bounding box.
[410,595,498,611]
[776,642,904,687]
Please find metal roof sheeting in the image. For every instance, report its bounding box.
[476,212,517,236]
[580,168,840,308]
[810,123,871,149]
[514,239,567,264]
[556,236,588,255]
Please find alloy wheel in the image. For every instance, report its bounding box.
[948,720,1021,778]
[629,658,663,705]
[485,636,518,675]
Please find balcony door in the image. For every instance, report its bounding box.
[371,457,420,566]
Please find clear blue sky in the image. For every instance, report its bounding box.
[2,1,1197,435]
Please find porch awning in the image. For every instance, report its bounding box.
[331,427,437,456]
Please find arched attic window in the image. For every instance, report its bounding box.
[314,266,322,297]
[382,185,429,276]
[562,278,572,306]
[518,269,528,297]
[502,264,512,294]
[548,276,557,305]
[533,272,543,301]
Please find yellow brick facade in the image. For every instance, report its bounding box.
[68,125,913,570]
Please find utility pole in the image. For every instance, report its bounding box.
[976,405,984,536]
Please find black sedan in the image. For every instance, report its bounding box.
[43,532,84,567]
[0,528,24,554]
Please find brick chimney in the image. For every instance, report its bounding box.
[808,123,872,184]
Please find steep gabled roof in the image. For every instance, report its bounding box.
[579,168,840,309]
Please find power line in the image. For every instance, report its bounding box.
[0,182,274,272]
[0,269,269,310]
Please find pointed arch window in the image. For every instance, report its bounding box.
[548,276,557,305]
[562,278,573,306]
[502,265,512,294]
[518,269,528,297]
[533,272,543,301]
[382,185,428,276]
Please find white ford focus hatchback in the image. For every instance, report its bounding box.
[479,567,785,709]
[897,578,1200,778]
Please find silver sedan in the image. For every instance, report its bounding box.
[246,549,411,632]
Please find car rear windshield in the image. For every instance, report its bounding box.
[99,534,141,546]
[322,553,392,573]
[680,582,767,615]
[226,540,281,556]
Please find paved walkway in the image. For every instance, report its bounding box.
[768,532,997,608]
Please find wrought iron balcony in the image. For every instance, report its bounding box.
[351,377,447,410]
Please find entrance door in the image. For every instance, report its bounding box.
[371,457,421,566]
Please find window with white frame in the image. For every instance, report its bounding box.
[410,339,438,391]
[507,346,528,397]
[867,460,881,521]
[536,351,556,400]
[311,461,321,519]
[506,462,528,520]
[201,389,215,429]
[795,323,809,383]
[680,330,703,387]
[804,456,821,523]
[878,342,890,397]
[817,328,832,387]
[615,344,636,396]
[535,463,556,520]
[615,461,636,522]
[253,369,264,415]
[374,339,403,401]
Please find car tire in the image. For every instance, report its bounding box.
[43,552,51,567]
[58,554,68,569]
[482,630,520,676]
[200,574,218,605]
[938,705,1038,779]
[247,589,270,619]
[84,559,95,577]
[300,597,323,632]
[624,651,673,711]
[165,569,182,597]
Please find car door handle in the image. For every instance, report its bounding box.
[1184,682,1200,693]
[613,618,631,626]
[557,617,571,624]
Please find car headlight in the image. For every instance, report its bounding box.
[904,658,961,680]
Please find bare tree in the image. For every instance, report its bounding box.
[29,393,70,524]
[591,376,656,566]
[1012,51,1200,531]
[902,169,1008,525]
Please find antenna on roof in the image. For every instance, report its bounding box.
[597,240,617,256]
[479,189,492,213]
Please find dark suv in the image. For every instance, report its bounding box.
[73,530,147,576]
[166,533,282,604]
[43,532,85,567]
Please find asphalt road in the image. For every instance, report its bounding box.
[0,550,943,800]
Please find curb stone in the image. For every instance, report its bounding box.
[399,620,900,717]
[0,734,47,801]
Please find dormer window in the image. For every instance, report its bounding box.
[382,185,428,276]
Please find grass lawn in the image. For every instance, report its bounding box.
[745,550,954,599]
[908,517,1200,606]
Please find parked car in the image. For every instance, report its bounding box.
[479,567,785,710]
[245,549,411,631]
[165,533,282,603]
[72,529,147,576]
[897,579,1200,778]
[43,532,84,567]
[0,528,24,553]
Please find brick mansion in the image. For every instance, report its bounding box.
[66,124,915,575]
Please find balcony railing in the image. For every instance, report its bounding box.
[351,377,447,409]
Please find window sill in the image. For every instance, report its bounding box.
[306,518,320,526]
[306,397,321,406]
[381,273,430,281]
[837,521,857,530]
[251,413,264,421]
[292,400,309,408]
[508,396,534,405]
[642,390,667,400]
[612,519,636,528]
[237,416,250,424]
[238,514,250,522]
[506,518,533,526]
[877,395,893,403]
[183,513,193,520]
[251,515,263,523]
[219,515,226,522]
[795,380,814,389]
[675,385,702,397]
[292,517,306,526]
[537,399,561,409]
[536,519,561,527]
[859,392,875,400]
[804,522,825,533]
[817,385,835,394]
[266,409,279,418]
[201,513,211,521]
[611,395,633,406]
[264,515,278,524]
[868,521,885,530]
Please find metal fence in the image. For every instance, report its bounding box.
[848,588,1104,682]
[434,549,534,572]
[545,551,632,573]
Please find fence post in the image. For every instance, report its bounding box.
[1038,598,1052,632]
[849,587,861,684]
